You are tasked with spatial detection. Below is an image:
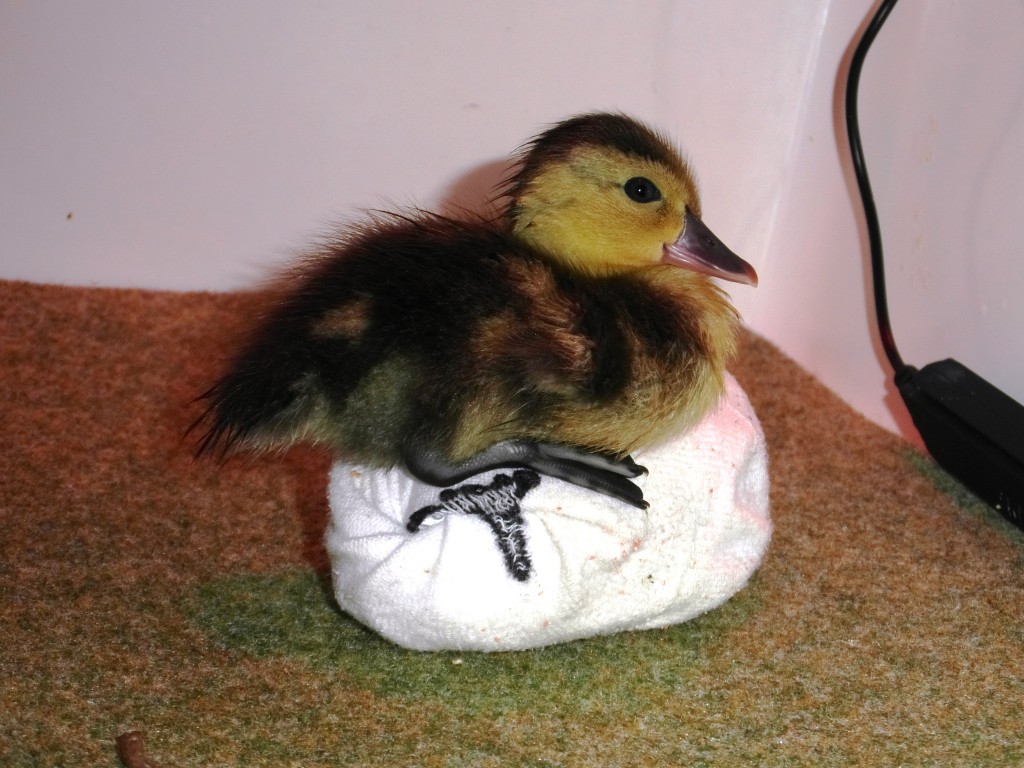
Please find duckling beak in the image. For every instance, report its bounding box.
[662,209,758,286]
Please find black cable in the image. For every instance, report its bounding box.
[845,0,908,376]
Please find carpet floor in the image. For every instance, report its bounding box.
[2,278,1022,767]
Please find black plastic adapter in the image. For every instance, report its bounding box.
[898,360,1024,526]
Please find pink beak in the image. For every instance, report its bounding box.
[662,209,758,286]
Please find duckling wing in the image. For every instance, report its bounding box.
[192,213,530,462]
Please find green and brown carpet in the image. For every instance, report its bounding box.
[2,279,1022,766]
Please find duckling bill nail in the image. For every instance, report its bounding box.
[406,469,541,582]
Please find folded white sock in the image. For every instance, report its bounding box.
[325,373,770,652]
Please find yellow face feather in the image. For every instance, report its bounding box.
[510,144,701,276]
[505,113,754,286]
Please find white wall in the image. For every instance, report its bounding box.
[3,1,1022,443]
[742,0,1024,443]
[859,0,1024,440]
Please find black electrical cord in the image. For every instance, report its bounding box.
[845,0,907,377]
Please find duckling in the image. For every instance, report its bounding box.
[193,112,757,508]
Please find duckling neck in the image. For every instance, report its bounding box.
[512,219,653,279]
[633,264,741,383]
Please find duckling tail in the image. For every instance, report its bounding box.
[188,326,318,459]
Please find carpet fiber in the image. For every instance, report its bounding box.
[2,278,1022,766]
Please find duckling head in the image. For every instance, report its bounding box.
[506,113,757,285]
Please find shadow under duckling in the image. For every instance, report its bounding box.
[193,113,757,508]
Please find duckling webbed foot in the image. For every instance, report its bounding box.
[402,439,649,509]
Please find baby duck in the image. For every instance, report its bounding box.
[194,113,757,508]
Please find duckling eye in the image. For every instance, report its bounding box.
[623,177,662,203]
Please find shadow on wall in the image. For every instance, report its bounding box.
[436,158,517,221]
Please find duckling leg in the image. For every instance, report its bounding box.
[535,443,647,479]
[402,439,649,509]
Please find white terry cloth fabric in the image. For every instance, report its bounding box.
[324,373,771,652]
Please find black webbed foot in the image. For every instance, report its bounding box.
[402,439,649,509]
